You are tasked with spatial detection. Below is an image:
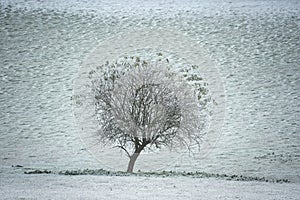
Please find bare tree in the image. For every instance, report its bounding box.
[89,58,207,172]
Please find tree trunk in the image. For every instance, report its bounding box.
[126,138,150,173]
[127,153,140,173]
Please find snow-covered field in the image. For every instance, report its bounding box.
[1,173,299,200]
[1,0,300,199]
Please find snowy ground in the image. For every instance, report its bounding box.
[1,0,299,199]
[1,173,299,200]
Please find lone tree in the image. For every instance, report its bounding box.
[88,57,207,172]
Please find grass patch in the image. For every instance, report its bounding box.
[23,168,289,183]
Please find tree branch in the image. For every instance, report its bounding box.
[114,145,131,158]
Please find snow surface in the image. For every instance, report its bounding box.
[1,1,299,199]
[1,173,299,200]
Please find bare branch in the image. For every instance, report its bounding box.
[114,145,131,158]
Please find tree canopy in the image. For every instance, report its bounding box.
[87,56,208,172]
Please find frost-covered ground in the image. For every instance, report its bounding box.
[1,173,300,200]
[1,0,300,199]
